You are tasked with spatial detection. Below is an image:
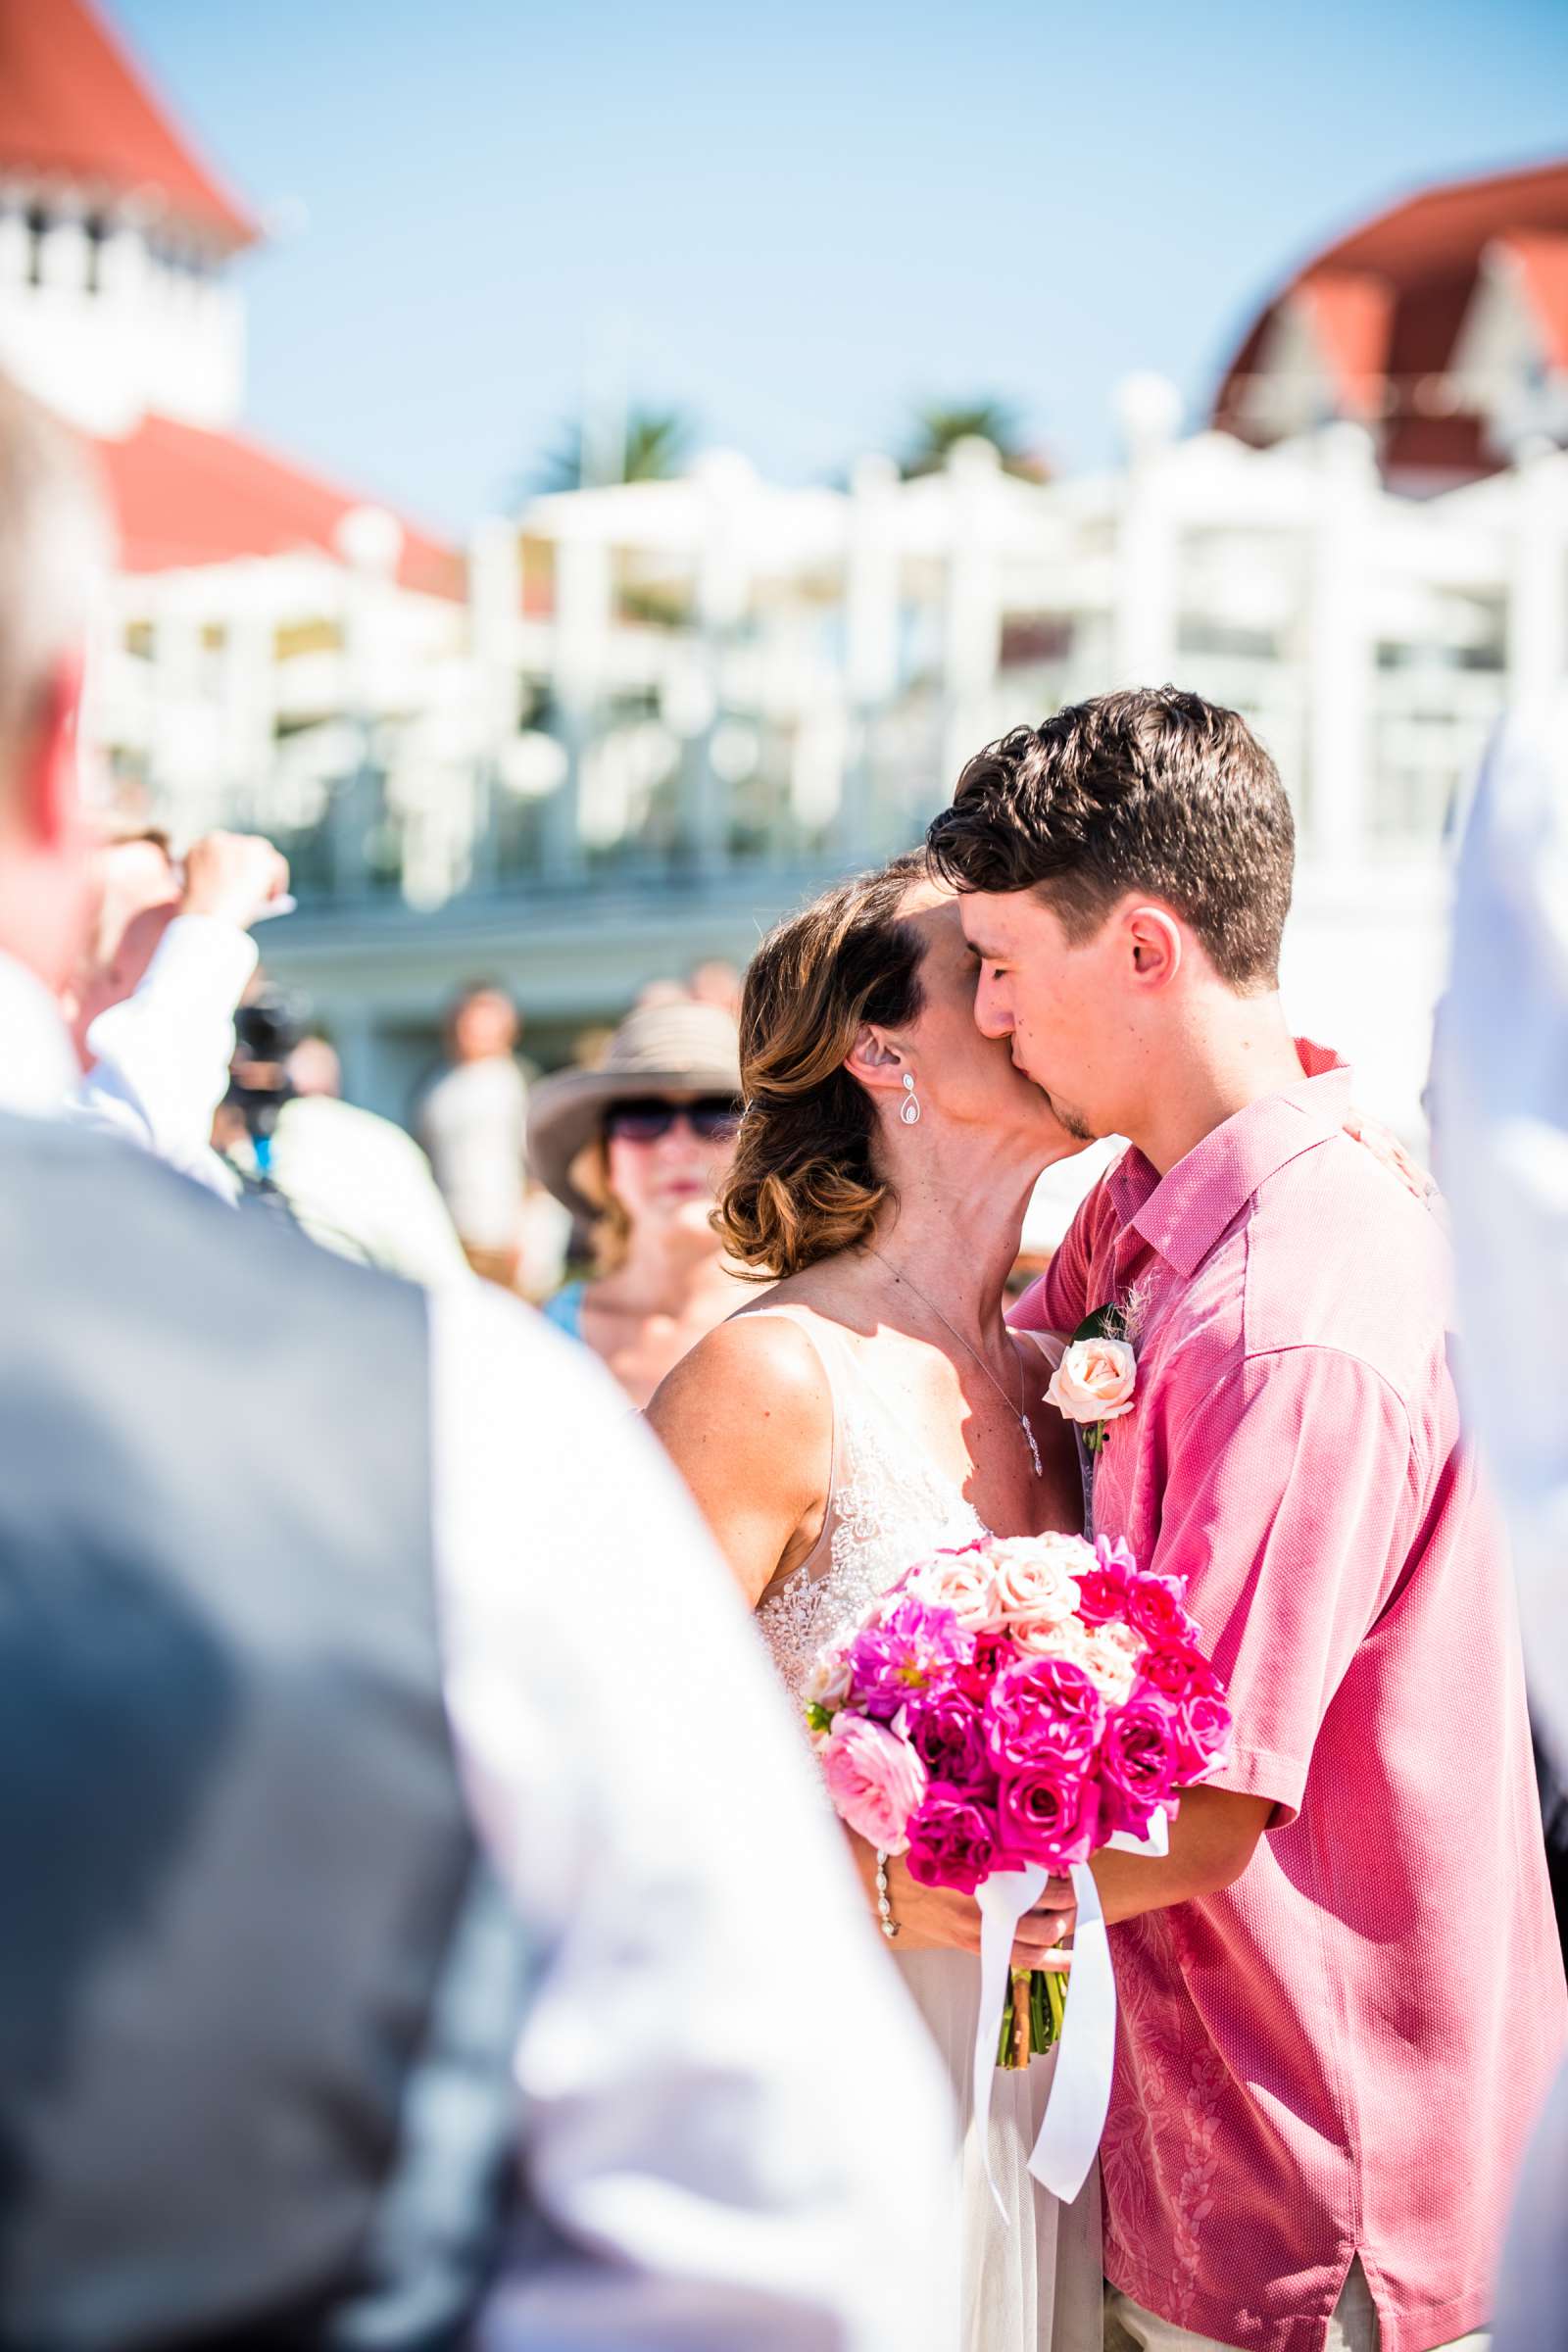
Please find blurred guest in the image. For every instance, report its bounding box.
[527,1002,750,1405]
[1436,700,1568,2352]
[285,1030,342,1098]
[688,956,743,1016]
[60,827,287,1196]
[0,365,955,2352]
[633,976,690,1011]
[418,982,530,1285]
[220,990,470,1291]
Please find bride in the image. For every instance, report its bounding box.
[647,850,1101,2351]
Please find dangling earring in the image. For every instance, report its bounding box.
[901,1072,921,1126]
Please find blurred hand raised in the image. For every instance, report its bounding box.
[181,832,290,930]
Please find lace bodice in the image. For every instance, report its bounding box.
[750,1305,988,1701]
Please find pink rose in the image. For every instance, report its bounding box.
[820,1714,927,1853]
[1138,1642,1221,1703]
[1100,1691,1180,1837]
[1127,1572,1198,1650]
[1046,1338,1137,1427]
[985,1654,1107,1774]
[1173,1690,1233,1780]
[906,1783,1001,1895]
[996,1766,1101,1873]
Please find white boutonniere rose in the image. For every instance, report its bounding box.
[1046,1304,1137,1455]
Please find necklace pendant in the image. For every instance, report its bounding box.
[1021,1417,1044,1479]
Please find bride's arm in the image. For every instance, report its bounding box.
[645,1315,832,1608]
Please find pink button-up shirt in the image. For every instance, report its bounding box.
[1015,1045,1566,2352]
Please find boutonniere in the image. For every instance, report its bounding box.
[1046,1301,1138,1455]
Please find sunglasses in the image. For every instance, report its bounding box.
[603,1096,742,1145]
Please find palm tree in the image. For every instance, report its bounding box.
[898,398,1048,481]
[528,405,699,497]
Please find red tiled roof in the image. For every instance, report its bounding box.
[1500,231,1568,369]
[1299,159,1568,281]
[0,0,257,248]
[95,413,463,599]
[1293,270,1395,419]
[1214,157,1568,482]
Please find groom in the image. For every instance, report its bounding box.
[928,687,1566,2352]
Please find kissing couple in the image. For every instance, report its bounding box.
[649,686,1566,2352]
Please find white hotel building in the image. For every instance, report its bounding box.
[3,2,1565,1133]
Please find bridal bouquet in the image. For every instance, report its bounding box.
[806,1532,1232,2084]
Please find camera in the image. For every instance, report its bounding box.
[226,986,308,1143]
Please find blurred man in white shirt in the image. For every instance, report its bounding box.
[0,364,956,2351]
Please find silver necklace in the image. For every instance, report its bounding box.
[867,1245,1044,1480]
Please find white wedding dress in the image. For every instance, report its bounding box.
[751,1304,1103,2352]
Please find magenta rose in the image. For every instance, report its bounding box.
[1173,1690,1233,1779]
[955,1635,1010,1704]
[1100,1690,1180,1837]
[985,1654,1107,1775]
[1076,1536,1137,1627]
[1076,1568,1130,1627]
[1137,1642,1221,1703]
[1127,1572,1199,1650]
[819,1713,927,1852]
[996,1765,1101,1873]
[846,1595,974,1720]
[906,1782,1002,1894]
[903,1682,989,1787]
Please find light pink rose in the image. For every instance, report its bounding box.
[1047,1337,1138,1427]
[906,1547,1001,1630]
[985,1533,1092,1642]
[819,1714,928,1852]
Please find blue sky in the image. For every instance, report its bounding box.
[120,0,1568,538]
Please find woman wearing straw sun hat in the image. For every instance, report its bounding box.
[528,1000,752,1406]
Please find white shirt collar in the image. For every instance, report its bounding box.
[0,947,78,1114]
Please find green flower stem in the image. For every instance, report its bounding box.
[997,1965,1069,2068]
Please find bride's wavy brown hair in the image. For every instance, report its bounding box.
[718,852,930,1279]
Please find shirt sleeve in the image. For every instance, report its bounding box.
[1008,1180,1102,1335]
[1152,1345,1416,1826]
[427,1283,956,2352]
[74,915,256,1198]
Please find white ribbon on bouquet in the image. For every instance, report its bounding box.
[970,1809,1168,2217]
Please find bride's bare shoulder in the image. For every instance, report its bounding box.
[646,1301,830,1450]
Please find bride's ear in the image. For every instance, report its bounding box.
[844,1023,906,1102]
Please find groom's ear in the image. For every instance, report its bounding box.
[844,1023,904,1097]
[1124,905,1184,993]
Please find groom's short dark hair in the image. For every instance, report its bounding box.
[926,686,1295,989]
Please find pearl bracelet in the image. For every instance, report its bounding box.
[875,1848,899,1940]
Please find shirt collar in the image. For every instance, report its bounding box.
[0,947,78,1114]
[1107,1039,1352,1280]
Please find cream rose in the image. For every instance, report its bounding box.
[1046,1337,1138,1427]
[906,1547,1001,1630]
[986,1533,1091,1636]
[804,1643,855,1714]
[1076,1620,1146,1706]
